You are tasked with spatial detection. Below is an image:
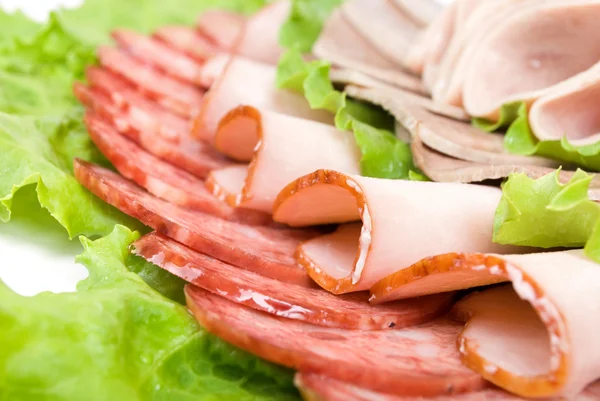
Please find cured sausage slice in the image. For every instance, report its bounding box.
[73,159,316,286]
[133,232,454,330]
[153,26,217,62]
[185,285,486,397]
[196,10,245,50]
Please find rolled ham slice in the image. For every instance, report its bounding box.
[134,232,454,330]
[461,0,600,121]
[153,26,217,62]
[390,0,443,27]
[73,159,317,287]
[196,10,245,50]
[206,107,361,214]
[371,250,600,399]
[314,9,425,94]
[529,62,600,146]
[193,56,333,144]
[186,286,486,397]
[273,170,513,293]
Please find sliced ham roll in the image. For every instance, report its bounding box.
[314,9,425,94]
[529,62,600,146]
[460,0,600,121]
[134,232,453,330]
[196,10,245,50]
[371,250,600,399]
[206,107,361,213]
[196,53,230,88]
[74,159,318,287]
[186,286,486,397]
[273,170,513,293]
[153,26,217,62]
[193,56,333,144]
[390,0,443,27]
[340,0,421,68]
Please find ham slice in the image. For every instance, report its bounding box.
[80,68,230,178]
[196,53,230,88]
[97,46,204,118]
[196,10,245,50]
[340,0,421,68]
[529,62,600,146]
[314,9,425,94]
[461,0,600,121]
[391,0,443,27]
[345,85,557,167]
[186,286,486,397]
[371,250,600,398]
[193,56,333,144]
[273,170,513,293]
[153,26,217,62]
[206,107,361,214]
[134,232,454,330]
[73,159,317,286]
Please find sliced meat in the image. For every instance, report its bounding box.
[206,107,361,214]
[134,232,454,330]
[529,61,600,146]
[83,112,269,225]
[196,53,230,88]
[371,250,600,399]
[390,0,443,27]
[193,56,333,143]
[73,159,316,287]
[196,10,245,50]
[345,85,557,167]
[340,0,421,68]
[97,46,204,118]
[153,26,218,62]
[273,170,514,293]
[81,68,230,178]
[314,9,425,94]
[112,29,205,86]
[186,286,486,397]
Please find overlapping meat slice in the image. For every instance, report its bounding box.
[74,159,316,286]
[529,62,600,146]
[193,56,333,143]
[134,232,453,330]
[371,250,600,399]
[460,0,600,121]
[206,107,361,213]
[153,26,217,62]
[97,46,204,118]
[196,10,245,50]
[78,68,229,177]
[314,9,425,94]
[273,170,513,294]
[390,0,443,27]
[186,286,486,397]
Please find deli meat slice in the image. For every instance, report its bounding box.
[371,250,600,398]
[134,232,454,330]
[196,10,245,50]
[186,286,486,397]
[73,159,316,286]
[153,26,217,62]
[97,46,204,118]
[206,107,361,213]
[314,9,425,94]
[391,0,443,27]
[273,170,513,293]
[193,56,333,144]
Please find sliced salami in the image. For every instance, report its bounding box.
[73,159,316,286]
[134,232,454,330]
[185,286,486,397]
[153,26,218,62]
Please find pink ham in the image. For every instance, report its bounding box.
[314,9,425,94]
[529,61,600,146]
[196,53,230,88]
[390,0,443,27]
[206,106,361,214]
[134,232,454,330]
[153,26,217,62]
[272,170,513,294]
[196,10,245,50]
[371,250,600,399]
[193,56,333,144]
[73,159,317,286]
[97,46,204,118]
[186,286,486,397]
[460,0,600,121]
[80,68,230,178]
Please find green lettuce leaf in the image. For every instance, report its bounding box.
[279,0,342,52]
[0,9,38,43]
[277,49,417,179]
[0,225,299,401]
[471,102,521,133]
[493,169,600,261]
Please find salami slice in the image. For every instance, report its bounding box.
[185,286,486,397]
[153,26,218,63]
[74,159,315,286]
[134,232,454,330]
[196,10,245,50]
[97,46,204,118]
